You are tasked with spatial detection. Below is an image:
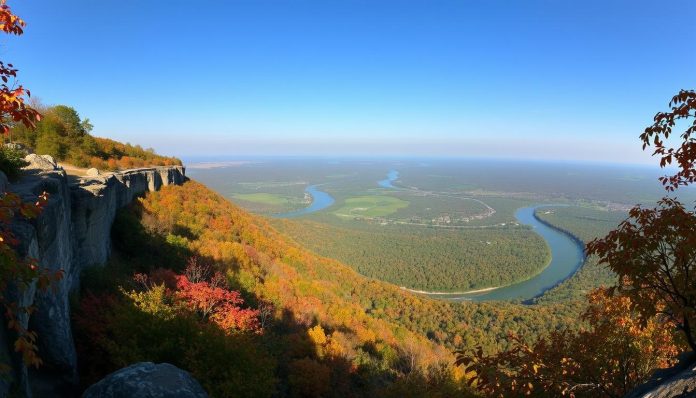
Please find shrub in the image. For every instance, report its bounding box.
[0,146,28,181]
[75,284,275,397]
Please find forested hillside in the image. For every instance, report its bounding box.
[74,180,581,397]
[0,0,692,395]
[75,181,463,397]
[273,219,550,291]
[8,104,181,169]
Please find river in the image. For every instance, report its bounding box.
[378,170,399,188]
[273,185,335,218]
[420,206,585,302]
[275,173,586,301]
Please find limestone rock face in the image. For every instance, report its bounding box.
[10,168,76,386]
[82,362,208,398]
[0,159,185,397]
[24,154,60,171]
[72,166,186,271]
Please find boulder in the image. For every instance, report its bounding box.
[85,168,100,176]
[82,362,208,398]
[24,154,59,171]
[41,154,57,165]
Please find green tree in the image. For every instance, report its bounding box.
[50,105,84,137]
[24,105,96,165]
[34,124,63,158]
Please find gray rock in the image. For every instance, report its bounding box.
[11,170,78,388]
[1,166,186,397]
[82,362,208,398]
[85,168,100,176]
[627,354,696,398]
[72,166,186,270]
[24,153,58,171]
[0,170,8,193]
[4,142,26,151]
[40,155,57,166]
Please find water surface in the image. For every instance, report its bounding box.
[274,185,335,218]
[378,170,399,188]
[426,206,585,301]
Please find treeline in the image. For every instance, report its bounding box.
[9,104,181,169]
[535,206,627,244]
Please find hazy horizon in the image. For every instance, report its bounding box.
[182,153,679,170]
[7,1,695,164]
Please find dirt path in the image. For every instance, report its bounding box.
[58,163,91,177]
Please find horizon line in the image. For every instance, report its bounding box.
[180,154,668,170]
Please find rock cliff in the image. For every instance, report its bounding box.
[0,157,185,397]
[626,353,696,398]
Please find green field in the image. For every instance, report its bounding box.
[232,192,296,206]
[229,192,307,214]
[334,195,409,218]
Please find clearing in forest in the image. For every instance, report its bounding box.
[334,195,409,218]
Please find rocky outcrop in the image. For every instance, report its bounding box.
[71,166,186,272]
[82,362,208,398]
[24,154,60,171]
[626,354,696,398]
[0,160,185,398]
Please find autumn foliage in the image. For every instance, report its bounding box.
[88,137,182,170]
[74,262,271,397]
[458,90,696,397]
[0,0,40,135]
[73,179,472,397]
[588,89,696,352]
[0,0,64,374]
[587,198,696,352]
[457,288,679,397]
[132,259,261,334]
[640,89,696,190]
[8,105,182,170]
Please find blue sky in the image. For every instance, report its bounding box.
[4,0,695,163]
